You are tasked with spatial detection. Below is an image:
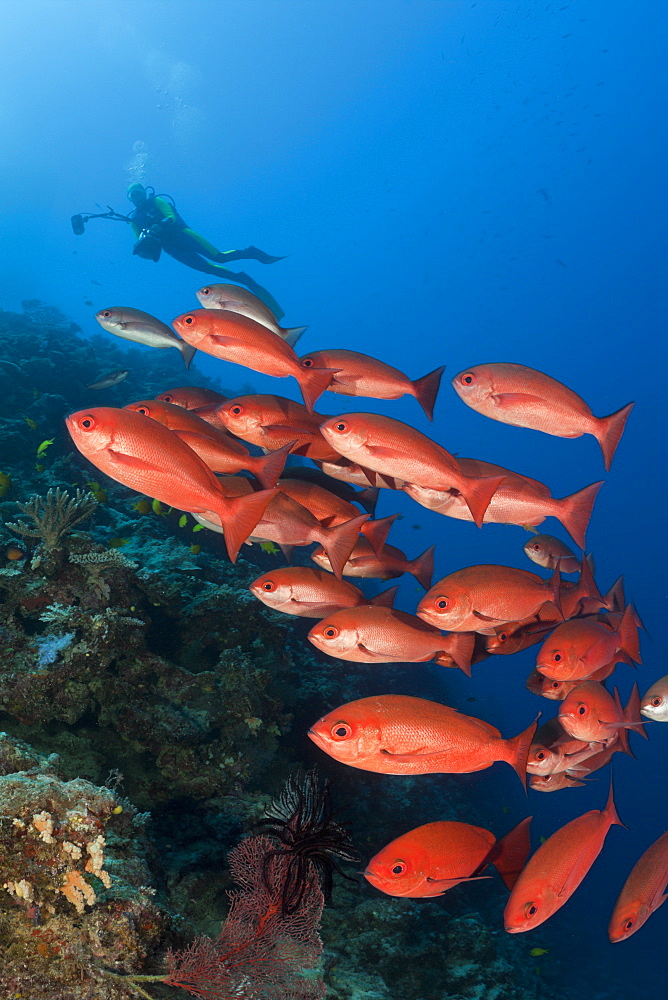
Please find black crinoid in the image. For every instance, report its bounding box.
[255,767,360,915]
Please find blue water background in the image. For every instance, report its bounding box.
[1,1,666,995]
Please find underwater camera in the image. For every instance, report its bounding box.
[133,230,162,262]
[71,214,86,236]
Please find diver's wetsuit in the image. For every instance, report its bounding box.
[130,195,285,318]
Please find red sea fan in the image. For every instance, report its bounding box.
[164,834,326,1000]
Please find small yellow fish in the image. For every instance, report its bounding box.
[132,499,152,515]
[189,544,201,555]
[24,417,39,431]
[539,835,547,844]
[35,463,45,473]
[0,471,11,497]
[36,438,54,457]
[192,524,204,533]
[86,480,107,503]
[259,540,279,555]
[178,514,188,528]
[108,538,129,548]
[151,498,165,516]
[530,948,549,957]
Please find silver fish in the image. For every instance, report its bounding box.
[86,368,129,390]
[640,675,668,722]
[95,306,196,368]
[195,283,307,348]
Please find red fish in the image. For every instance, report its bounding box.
[155,386,228,409]
[200,475,368,580]
[364,818,532,898]
[311,537,434,590]
[277,465,379,515]
[171,309,335,413]
[307,606,475,675]
[526,719,596,777]
[558,556,606,620]
[504,782,623,932]
[529,772,587,792]
[319,413,504,527]
[276,477,397,555]
[65,407,275,562]
[558,681,647,743]
[485,618,557,656]
[317,458,395,489]
[308,694,537,788]
[195,282,307,346]
[526,670,584,702]
[452,363,634,471]
[417,565,561,633]
[523,534,581,573]
[536,606,641,682]
[608,831,668,942]
[211,394,339,461]
[123,399,292,489]
[299,348,444,420]
[404,459,602,550]
[250,567,397,618]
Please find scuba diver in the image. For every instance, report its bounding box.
[71,183,285,318]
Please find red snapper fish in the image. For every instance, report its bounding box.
[452,362,634,471]
[155,386,228,409]
[65,407,275,563]
[318,412,504,528]
[308,694,537,788]
[123,399,292,489]
[535,605,641,682]
[558,681,647,743]
[250,567,397,618]
[364,817,532,898]
[311,536,435,590]
[504,783,623,932]
[404,459,602,550]
[171,309,335,413]
[307,606,475,675]
[211,394,339,461]
[608,831,668,943]
[299,348,444,420]
[195,283,307,347]
[417,565,561,633]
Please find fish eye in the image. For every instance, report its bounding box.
[79,415,96,430]
[553,652,562,662]
[137,406,150,415]
[334,421,347,433]
[577,704,587,716]
[101,310,112,318]
[390,861,406,877]
[435,596,449,610]
[460,372,476,386]
[201,287,211,295]
[498,632,508,642]
[230,405,244,416]
[524,902,538,918]
[532,543,542,551]
[162,394,173,402]
[323,626,339,639]
[651,696,663,707]
[302,358,314,368]
[183,315,195,325]
[262,580,275,592]
[535,750,546,761]
[330,722,352,740]
[549,681,561,689]
[624,918,635,931]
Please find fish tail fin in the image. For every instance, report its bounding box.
[488,817,533,890]
[623,682,648,739]
[321,513,370,580]
[576,550,605,609]
[411,365,446,420]
[360,513,399,556]
[603,575,625,612]
[595,402,634,471]
[282,325,309,348]
[504,718,539,792]
[368,585,399,609]
[618,604,642,664]
[216,488,278,563]
[296,366,338,413]
[556,480,605,549]
[435,632,475,676]
[603,777,625,829]
[459,475,505,528]
[356,486,379,516]
[180,342,197,369]
[249,441,295,489]
[407,544,435,590]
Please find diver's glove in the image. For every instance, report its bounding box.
[148,224,165,239]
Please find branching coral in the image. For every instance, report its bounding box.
[6,488,98,573]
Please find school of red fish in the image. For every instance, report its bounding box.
[66,284,668,942]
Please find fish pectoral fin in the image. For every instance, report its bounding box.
[172,430,218,448]
[426,875,492,891]
[472,610,508,623]
[491,392,547,408]
[357,642,391,660]
[380,746,453,760]
[208,334,240,347]
[265,423,314,436]
[107,449,164,474]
